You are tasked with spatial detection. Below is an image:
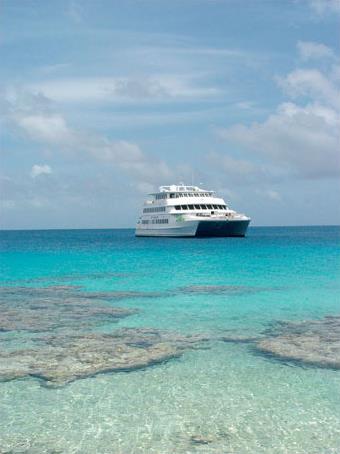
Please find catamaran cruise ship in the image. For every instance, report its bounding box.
[135,184,250,237]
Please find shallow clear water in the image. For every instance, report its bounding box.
[0,226,340,453]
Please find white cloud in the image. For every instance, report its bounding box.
[30,164,52,178]
[307,0,340,15]
[215,44,340,182]
[256,189,282,201]
[18,114,74,144]
[135,182,155,194]
[277,69,340,109]
[210,52,338,181]
[0,199,16,209]
[6,89,175,186]
[266,190,281,201]
[218,101,340,179]
[66,0,84,23]
[235,101,254,110]
[207,151,267,181]
[30,75,221,104]
[297,41,335,61]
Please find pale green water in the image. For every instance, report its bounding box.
[0,227,340,453]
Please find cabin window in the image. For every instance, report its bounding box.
[200,204,207,209]
[188,204,194,209]
[143,206,166,213]
[213,204,219,209]
[207,204,213,209]
[194,204,200,209]
[175,206,180,210]
[182,205,188,210]
[151,218,169,224]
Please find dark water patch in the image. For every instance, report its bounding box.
[0,328,210,387]
[220,334,261,344]
[177,285,280,296]
[0,285,82,295]
[0,286,137,333]
[255,315,340,370]
[0,285,173,301]
[1,271,132,286]
[190,434,214,445]
[79,290,173,300]
[220,315,340,370]
[170,425,232,451]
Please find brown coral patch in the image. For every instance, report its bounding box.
[178,285,275,295]
[255,316,340,369]
[0,286,137,333]
[0,328,209,387]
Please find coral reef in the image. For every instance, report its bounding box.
[0,328,209,387]
[0,286,137,332]
[255,316,340,369]
[178,285,274,295]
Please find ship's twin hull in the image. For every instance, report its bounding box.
[195,219,250,237]
[135,219,250,238]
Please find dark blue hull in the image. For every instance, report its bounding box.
[195,219,250,237]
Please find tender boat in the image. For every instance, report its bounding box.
[135,184,250,237]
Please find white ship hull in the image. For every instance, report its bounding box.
[135,218,250,237]
[135,184,251,238]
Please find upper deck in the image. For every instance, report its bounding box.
[149,185,214,200]
[158,185,212,194]
[143,184,226,212]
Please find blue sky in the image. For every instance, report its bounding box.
[1,0,339,228]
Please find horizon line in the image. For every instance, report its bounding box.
[1,224,339,232]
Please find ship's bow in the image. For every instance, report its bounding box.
[195,218,250,237]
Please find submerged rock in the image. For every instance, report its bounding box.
[178,285,274,295]
[255,316,340,369]
[221,334,261,343]
[0,328,210,387]
[79,290,170,300]
[0,286,137,333]
[190,434,214,445]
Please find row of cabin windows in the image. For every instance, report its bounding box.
[175,204,226,211]
[143,206,166,213]
[156,192,211,199]
[141,218,169,225]
[152,218,169,224]
[155,193,168,200]
[169,192,211,198]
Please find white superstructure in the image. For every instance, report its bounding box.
[135,184,250,237]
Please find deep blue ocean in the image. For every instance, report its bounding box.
[0,226,340,453]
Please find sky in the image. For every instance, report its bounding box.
[1,0,340,229]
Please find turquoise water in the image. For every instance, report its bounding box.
[0,226,340,453]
